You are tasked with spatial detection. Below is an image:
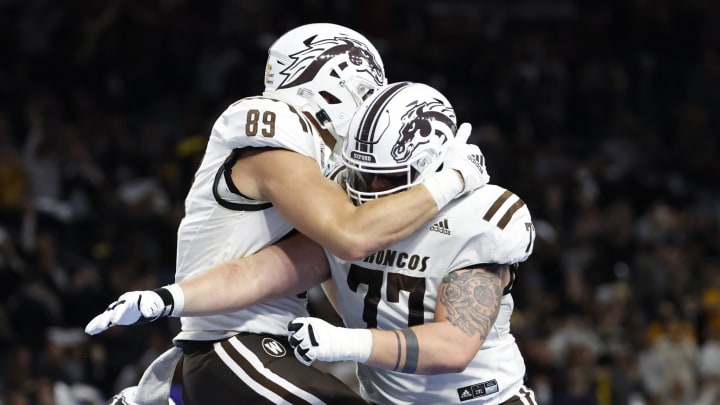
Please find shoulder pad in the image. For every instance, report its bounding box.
[479,185,535,264]
[218,97,316,155]
[449,185,535,265]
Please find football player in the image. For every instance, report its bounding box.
[85,24,489,405]
[287,82,537,404]
[88,82,535,404]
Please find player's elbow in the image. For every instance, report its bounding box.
[425,350,477,374]
[422,331,483,374]
[327,244,370,261]
[449,349,478,373]
[325,233,376,261]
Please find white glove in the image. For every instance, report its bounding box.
[443,122,490,196]
[287,317,372,366]
[84,285,184,336]
[422,123,490,209]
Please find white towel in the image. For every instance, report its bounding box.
[133,346,183,405]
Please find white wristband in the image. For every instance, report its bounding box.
[164,284,185,317]
[337,328,373,363]
[421,168,463,210]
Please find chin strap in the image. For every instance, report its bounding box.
[263,90,338,133]
[263,89,341,148]
[295,88,344,139]
[315,109,331,126]
[262,90,312,111]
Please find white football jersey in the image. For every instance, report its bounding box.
[175,96,336,341]
[328,184,535,404]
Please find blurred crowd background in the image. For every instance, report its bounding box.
[1,0,720,404]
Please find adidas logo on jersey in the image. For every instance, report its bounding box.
[430,219,450,235]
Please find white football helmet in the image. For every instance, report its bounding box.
[343,81,457,205]
[264,23,387,142]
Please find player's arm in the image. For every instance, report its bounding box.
[366,265,509,374]
[288,264,510,375]
[178,233,328,316]
[232,123,486,261]
[234,149,452,260]
[85,233,328,335]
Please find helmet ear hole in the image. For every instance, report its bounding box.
[320,91,342,104]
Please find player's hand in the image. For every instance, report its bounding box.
[85,288,178,335]
[444,123,490,195]
[287,317,372,366]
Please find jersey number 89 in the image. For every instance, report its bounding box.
[246,109,276,137]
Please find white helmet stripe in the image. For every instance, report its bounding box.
[517,385,538,405]
[214,337,326,404]
[355,82,412,153]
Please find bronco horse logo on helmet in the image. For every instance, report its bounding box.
[277,34,385,90]
[391,99,456,164]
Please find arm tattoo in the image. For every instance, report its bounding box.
[439,265,505,338]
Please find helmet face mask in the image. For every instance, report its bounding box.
[343,82,457,205]
[264,23,386,141]
[345,163,419,203]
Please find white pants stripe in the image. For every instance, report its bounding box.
[517,385,537,405]
[214,336,327,404]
